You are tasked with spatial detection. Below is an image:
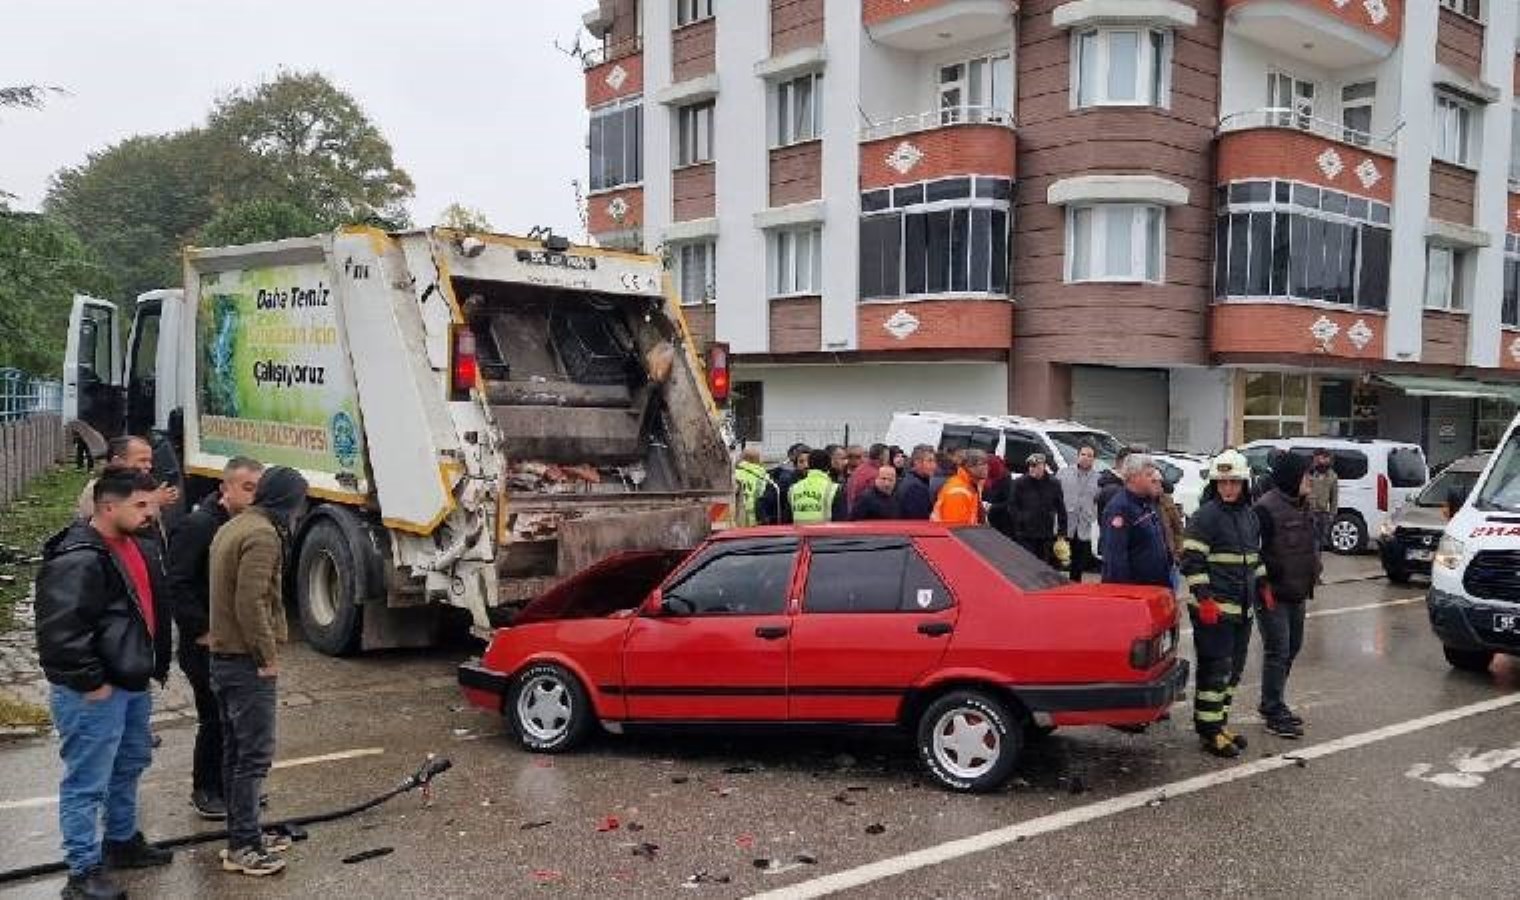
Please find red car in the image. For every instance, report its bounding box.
[459,523,1187,792]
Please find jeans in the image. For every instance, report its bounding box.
[1066,535,1096,582]
[178,638,223,797]
[211,655,277,851]
[1257,599,1307,718]
[50,684,153,876]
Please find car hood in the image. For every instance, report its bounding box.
[512,549,692,626]
[1391,504,1446,532]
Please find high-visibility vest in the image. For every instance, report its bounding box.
[788,471,838,523]
[734,461,772,527]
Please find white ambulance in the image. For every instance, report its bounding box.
[1428,413,1520,672]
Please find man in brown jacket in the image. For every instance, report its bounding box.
[208,466,307,878]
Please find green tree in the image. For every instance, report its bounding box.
[438,202,492,232]
[197,197,325,246]
[207,71,414,227]
[0,210,115,376]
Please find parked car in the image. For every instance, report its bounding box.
[1241,438,1428,554]
[1150,451,1208,518]
[1378,453,1489,584]
[883,411,1123,472]
[459,523,1188,793]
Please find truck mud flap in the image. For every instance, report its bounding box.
[555,505,711,577]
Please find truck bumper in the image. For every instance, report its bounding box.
[1016,658,1191,727]
[458,658,510,712]
[1428,588,1520,654]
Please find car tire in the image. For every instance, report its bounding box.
[1329,513,1367,555]
[916,690,1021,793]
[506,663,593,753]
[1024,722,1057,742]
[1442,646,1494,674]
[1383,562,1411,585]
[296,519,363,657]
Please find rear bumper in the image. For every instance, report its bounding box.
[458,659,510,708]
[1014,658,1191,723]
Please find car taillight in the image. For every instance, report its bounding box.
[706,342,730,403]
[450,325,478,401]
[1377,473,1389,512]
[1130,628,1175,670]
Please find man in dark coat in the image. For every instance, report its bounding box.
[1007,453,1067,564]
[897,445,939,520]
[851,465,902,520]
[1253,450,1321,739]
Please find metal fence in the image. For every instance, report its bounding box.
[0,368,68,507]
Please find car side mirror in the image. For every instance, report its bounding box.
[657,591,695,617]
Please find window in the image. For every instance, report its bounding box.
[128,311,160,382]
[1341,82,1375,146]
[769,227,822,297]
[675,0,713,27]
[939,53,1012,123]
[803,539,953,614]
[775,73,822,146]
[1318,379,1354,438]
[589,102,643,192]
[1067,204,1163,283]
[1510,113,1520,183]
[1001,432,1049,471]
[939,424,1000,454]
[1440,0,1480,19]
[1074,28,1171,107]
[1504,252,1520,327]
[78,306,113,379]
[677,101,714,166]
[661,540,796,616]
[953,527,1067,591]
[1387,448,1429,490]
[1424,246,1466,311]
[1478,398,1516,451]
[1243,372,1308,442]
[731,381,764,446]
[1214,179,1391,310]
[1268,72,1316,129]
[1289,447,1369,481]
[1434,94,1474,166]
[675,240,716,305]
[858,177,1010,299]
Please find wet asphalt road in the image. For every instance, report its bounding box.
[2,557,1517,899]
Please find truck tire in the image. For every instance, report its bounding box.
[296,519,363,656]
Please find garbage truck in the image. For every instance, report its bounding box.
[63,227,735,653]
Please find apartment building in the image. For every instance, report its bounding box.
[580,0,1520,465]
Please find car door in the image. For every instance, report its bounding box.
[63,295,124,440]
[788,536,958,723]
[620,538,799,721]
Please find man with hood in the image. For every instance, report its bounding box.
[1252,449,1321,739]
[1006,453,1067,565]
[208,466,308,877]
[37,468,175,900]
[1179,450,1265,758]
[166,457,264,820]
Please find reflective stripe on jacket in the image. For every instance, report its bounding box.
[734,461,774,527]
[1179,494,1265,621]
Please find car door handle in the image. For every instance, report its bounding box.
[754,625,790,640]
[917,622,953,637]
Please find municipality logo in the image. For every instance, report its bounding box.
[331,412,359,469]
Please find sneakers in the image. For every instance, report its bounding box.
[221,844,287,877]
[62,867,125,900]
[191,789,228,821]
[1264,717,1305,739]
[1200,732,1241,758]
[103,831,174,869]
[1222,728,1249,751]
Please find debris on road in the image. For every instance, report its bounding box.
[754,853,820,875]
[341,847,395,865]
[596,815,622,832]
[831,792,858,806]
[671,775,690,784]
[865,824,886,835]
[684,871,733,887]
[532,869,564,884]
[632,841,660,860]
[520,820,553,831]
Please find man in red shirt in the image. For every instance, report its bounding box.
[36,469,175,899]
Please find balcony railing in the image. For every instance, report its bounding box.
[860,105,1015,141]
[1218,107,1397,156]
[582,35,642,70]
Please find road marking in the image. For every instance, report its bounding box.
[1405,741,1520,789]
[0,747,385,812]
[750,693,1520,900]
[1180,595,1423,636]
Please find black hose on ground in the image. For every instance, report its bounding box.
[0,754,453,885]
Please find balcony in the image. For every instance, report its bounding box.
[585,43,642,108]
[582,35,642,70]
[1222,0,1401,68]
[1217,108,1395,202]
[859,106,1015,190]
[861,0,1013,52]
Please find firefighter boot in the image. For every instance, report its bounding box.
[1200,733,1240,759]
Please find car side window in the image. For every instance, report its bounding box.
[1001,431,1047,471]
[1291,447,1368,481]
[803,538,952,613]
[662,540,797,616]
[940,425,1000,454]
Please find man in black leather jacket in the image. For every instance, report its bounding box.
[36,469,174,899]
[1008,454,1068,564]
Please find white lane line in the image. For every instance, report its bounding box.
[1180,595,1423,637]
[750,692,1520,900]
[0,747,384,812]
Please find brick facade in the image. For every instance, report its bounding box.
[672,17,717,83]
[1436,6,1484,81]
[1217,128,1395,203]
[587,186,644,237]
[1430,161,1476,227]
[857,300,1013,352]
[769,141,823,207]
[1221,0,1402,45]
[771,0,825,56]
[681,303,716,350]
[1211,303,1387,361]
[1423,310,1470,366]
[769,296,822,353]
[859,125,1016,191]
[672,163,716,221]
[861,0,960,27]
[586,53,643,108]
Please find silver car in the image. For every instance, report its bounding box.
[1378,453,1490,584]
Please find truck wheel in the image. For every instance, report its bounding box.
[506,663,593,753]
[1442,646,1494,673]
[916,690,1021,793]
[296,519,363,656]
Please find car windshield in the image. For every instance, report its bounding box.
[1474,431,1520,513]
[953,527,1067,591]
[1153,459,1182,485]
[1415,468,1481,508]
[1048,430,1121,468]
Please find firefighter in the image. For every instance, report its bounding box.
[788,448,846,523]
[1180,449,1266,759]
[733,447,779,527]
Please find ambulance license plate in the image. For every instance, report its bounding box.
[1494,614,1520,635]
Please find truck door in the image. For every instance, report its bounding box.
[63,295,123,440]
[124,298,162,437]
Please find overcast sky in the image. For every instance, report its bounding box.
[2,0,590,236]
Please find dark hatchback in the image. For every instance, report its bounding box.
[1379,454,1488,583]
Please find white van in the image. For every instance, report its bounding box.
[1428,415,1520,673]
[1241,438,1428,554]
[883,412,1123,472]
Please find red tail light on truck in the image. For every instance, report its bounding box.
[450,325,478,401]
[706,342,730,403]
